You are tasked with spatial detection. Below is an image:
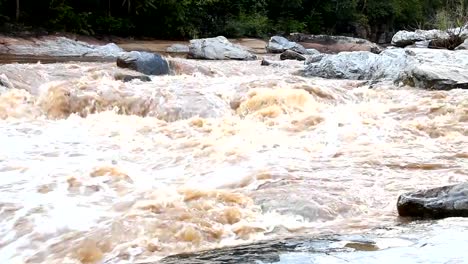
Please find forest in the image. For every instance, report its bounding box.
[0,0,466,42]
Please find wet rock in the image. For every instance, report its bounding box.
[188,36,257,60]
[280,50,306,61]
[266,35,308,54]
[0,35,124,57]
[391,29,452,47]
[397,183,468,218]
[116,51,170,76]
[260,59,271,66]
[114,73,151,83]
[288,33,383,54]
[166,44,189,53]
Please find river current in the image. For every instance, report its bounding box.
[0,57,467,263]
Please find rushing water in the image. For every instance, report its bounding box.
[0,57,467,263]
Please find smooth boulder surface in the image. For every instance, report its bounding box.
[116,51,170,75]
[289,33,383,54]
[188,36,257,60]
[280,50,306,61]
[266,36,308,54]
[397,183,468,218]
[303,49,409,80]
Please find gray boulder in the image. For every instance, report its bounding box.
[391,29,450,47]
[401,49,468,90]
[289,33,383,54]
[188,36,257,60]
[166,44,189,53]
[116,51,170,76]
[280,50,306,61]
[303,49,409,80]
[397,183,468,219]
[302,48,468,90]
[266,36,308,54]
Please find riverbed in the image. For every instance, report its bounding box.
[0,47,467,263]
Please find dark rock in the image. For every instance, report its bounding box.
[260,59,271,66]
[116,51,170,75]
[280,50,306,61]
[114,73,151,82]
[288,33,383,54]
[397,183,468,218]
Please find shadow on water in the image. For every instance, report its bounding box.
[0,54,116,64]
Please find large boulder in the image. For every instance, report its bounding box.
[266,36,308,54]
[188,36,257,60]
[400,49,468,90]
[397,183,468,219]
[302,48,468,90]
[302,49,409,80]
[288,33,383,54]
[116,51,170,76]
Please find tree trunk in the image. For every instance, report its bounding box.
[15,0,20,21]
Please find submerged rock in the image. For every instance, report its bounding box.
[188,36,257,60]
[288,33,383,54]
[266,36,308,54]
[397,183,468,218]
[280,50,306,61]
[116,51,170,75]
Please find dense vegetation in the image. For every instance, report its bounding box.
[0,0,466,42]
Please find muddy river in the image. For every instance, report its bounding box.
[0,55,467,263]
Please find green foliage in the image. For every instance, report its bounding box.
[0,0,466,40]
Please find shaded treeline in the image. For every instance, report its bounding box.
[0,0,466,41]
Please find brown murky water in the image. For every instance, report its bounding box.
[0,57,467,263]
